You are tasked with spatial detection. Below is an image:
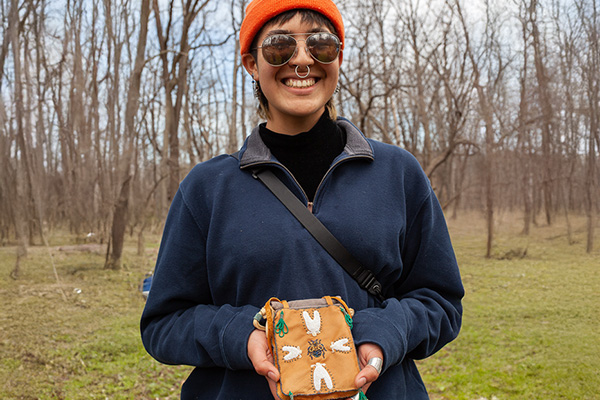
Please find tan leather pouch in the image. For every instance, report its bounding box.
[261,296,361,400]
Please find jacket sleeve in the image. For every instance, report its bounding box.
[352,186,464,373]
[140,188,257,370]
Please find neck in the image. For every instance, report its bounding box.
[265,107,325,135]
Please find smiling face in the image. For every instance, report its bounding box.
[242,13,341,135]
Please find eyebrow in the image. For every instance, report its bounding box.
[266,27,327,36]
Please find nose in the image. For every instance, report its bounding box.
[289,38,314,69]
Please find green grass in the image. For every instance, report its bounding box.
[0,243,191,399]
[418,212,600,400]
[0,212,598,399]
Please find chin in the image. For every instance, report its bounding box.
[286,99,328,115]
[287,107,326,119]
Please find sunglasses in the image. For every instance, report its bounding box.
[254,32,342,67]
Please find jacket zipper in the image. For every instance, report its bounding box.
[246,161,310,204]
[310,155,373,212]
[245,154,373,213]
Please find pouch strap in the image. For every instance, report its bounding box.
[252,167,385,302]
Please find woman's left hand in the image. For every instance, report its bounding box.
[247,329,280,399]
[352,343,384,396]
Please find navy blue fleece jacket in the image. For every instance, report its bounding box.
[140,118,464,399]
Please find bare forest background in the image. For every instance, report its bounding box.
[1,0,598,278]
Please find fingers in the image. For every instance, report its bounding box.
[248,330,280,399]
[355,362,380,388]
[355,343,384,390]
[249,332,384,398]
[247,329,280,382]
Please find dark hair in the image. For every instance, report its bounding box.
[250,9,339,121]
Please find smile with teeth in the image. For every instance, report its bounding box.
[284,78,316,88]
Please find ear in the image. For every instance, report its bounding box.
[242,53,259,80]
[338,50,343,67]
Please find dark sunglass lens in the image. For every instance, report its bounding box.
[307,33,340,63]
[261,34,296,66]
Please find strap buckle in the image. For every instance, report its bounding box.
[356,270,385,301]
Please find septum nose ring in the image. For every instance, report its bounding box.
[295,65,310,79]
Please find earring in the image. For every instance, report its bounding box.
[251,74,261,99]
[334,84,340,94]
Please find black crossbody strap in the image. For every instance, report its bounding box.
[252,167,384,301]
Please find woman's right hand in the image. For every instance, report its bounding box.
[248,329,280,399]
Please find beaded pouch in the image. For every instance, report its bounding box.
[256,296,363,400]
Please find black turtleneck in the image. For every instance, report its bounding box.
[259,111,346,201]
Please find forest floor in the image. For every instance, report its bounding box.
[0,212,598,399]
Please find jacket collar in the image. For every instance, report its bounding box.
[238,117,374,169]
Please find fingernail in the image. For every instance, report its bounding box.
[268,371,277,381]
[358,377,366,387]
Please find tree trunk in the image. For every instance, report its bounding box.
[530,0,554,225]
[105,0,151,269]
[454,0,497,257]
[105,176,131,270]
[228,37,240,154]
[517,6,532,235]
[9,0,32,277]
[583,0,599,253]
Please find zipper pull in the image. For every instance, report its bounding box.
[307,202,314,213]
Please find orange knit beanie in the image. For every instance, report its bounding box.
[239,0,344,56]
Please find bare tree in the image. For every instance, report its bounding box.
[227,0,246,154]
[576,0,599,252]
[529,0,556,226]
[516,0,536,235]
[1,0,597,264]
[152,0,211,203]
[455,0,509,257]
[7,0,38,278]
[424,3,474,182]
[105,0,151,270]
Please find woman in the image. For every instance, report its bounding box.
[141,0,464,399]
